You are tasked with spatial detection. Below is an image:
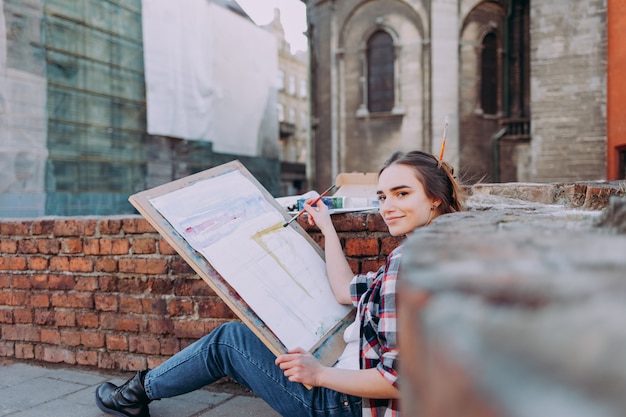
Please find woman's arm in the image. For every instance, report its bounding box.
[275,349,400,399]
[302,201,354,304]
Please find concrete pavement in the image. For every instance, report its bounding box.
[0,360,281,417]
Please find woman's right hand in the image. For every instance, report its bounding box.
[302,198,334,235]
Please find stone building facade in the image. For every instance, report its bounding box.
[264,9,311,196]
[304,0,617,190]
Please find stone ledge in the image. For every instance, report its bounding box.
[398,188,626,416]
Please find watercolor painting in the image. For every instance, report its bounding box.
[148,169,353,351]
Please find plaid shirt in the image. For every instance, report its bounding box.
[350,246,401,417]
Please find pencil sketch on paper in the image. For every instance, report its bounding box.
[149,169,353,351]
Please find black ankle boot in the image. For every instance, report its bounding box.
[95,370,152,417]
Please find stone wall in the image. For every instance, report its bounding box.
[399,181,626,416]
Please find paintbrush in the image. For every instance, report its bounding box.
[282,184,336,227]
[438,116,448,162]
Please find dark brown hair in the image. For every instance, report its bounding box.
[379,150,465,214]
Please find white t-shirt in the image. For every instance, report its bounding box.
[334,318,360,370]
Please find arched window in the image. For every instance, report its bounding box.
[367,30,394,113]
[480,32,499,115]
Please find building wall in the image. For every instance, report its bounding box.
[530,0,607,182]
[306,0,610,188]
[0,0,281,217]
[607,0,626,180]
[0,0,48,217]
[0,212,399,370]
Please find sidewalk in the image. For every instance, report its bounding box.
[0,360,281,417]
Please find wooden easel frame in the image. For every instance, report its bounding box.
[129,160,354,367]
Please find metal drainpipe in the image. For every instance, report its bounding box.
[493,1,514,183]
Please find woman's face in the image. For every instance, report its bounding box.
[377,164,438,236]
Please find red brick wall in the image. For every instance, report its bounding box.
[0,212,398,371]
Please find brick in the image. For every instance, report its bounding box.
[0,309,13,323]
[198,298,236,319]
[172,278,211,297]
[9,257,27,270]
[2,324,40,342]
[118,278,147,294]
[49,256,70,271]
[122,218,157,234]
[99,276,118,292]
[15,343,34,359]
[41,329,61,345]
[77,312,99,328]
[61,238,83,254]
[32,274,49,289]
[158,239,177,255]
[54,311,76,327]
[81,332,105,348]
[30,294,50,308]
[100,313,147,332]
[31,220,54,236]
[0,239,17,254]
[333,213,368,232]
[148,318,174,335]
[95,258,118,273]
[75,276,98,291]
[167,299,194,316]
[159,338,180,355]
[147,277,175,295]
[147,356,169,369]
[83,238,100,255]
[1,221,31,236]
[12,275,32,289]
[119,296,143,314]
[361,259,385,273]
[0,341,15,357]
[95,295,118,312]
[170,258,195,275]
[174,321,210,339]
[34,309,55,326]
[381,236,404,255]
[116,354,147,371]
[60,330,82,346]
[53,219,97,237]
[48,274,75,290]
[69,257,94,273]
[39,346,76,364]
[106,334,129,351]
[77,350,98,366]
[99,219,122,235]
[141,298,167,315]
[12,308,32,324]
[37,239,60,255]
[347,259,360,274]
[52,293,93,309]
[132,238,157,254]
[17,239,38,254]
[367,213,389,232]
[29,257,48,271]
[345,237,379,256]
[129,336,161,354]
[0,291,28,306]
[99,238,130,255]
[0,274,10,288]
[119,258,168,275]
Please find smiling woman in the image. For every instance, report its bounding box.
[236,0,308,53]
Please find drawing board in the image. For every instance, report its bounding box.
[129,160,354,367]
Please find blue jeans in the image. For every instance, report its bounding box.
[143,322,362,417]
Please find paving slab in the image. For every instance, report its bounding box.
[0,362,280,417]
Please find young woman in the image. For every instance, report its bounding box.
[95,150,464,417]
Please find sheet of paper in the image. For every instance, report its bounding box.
[149,170,353,350]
